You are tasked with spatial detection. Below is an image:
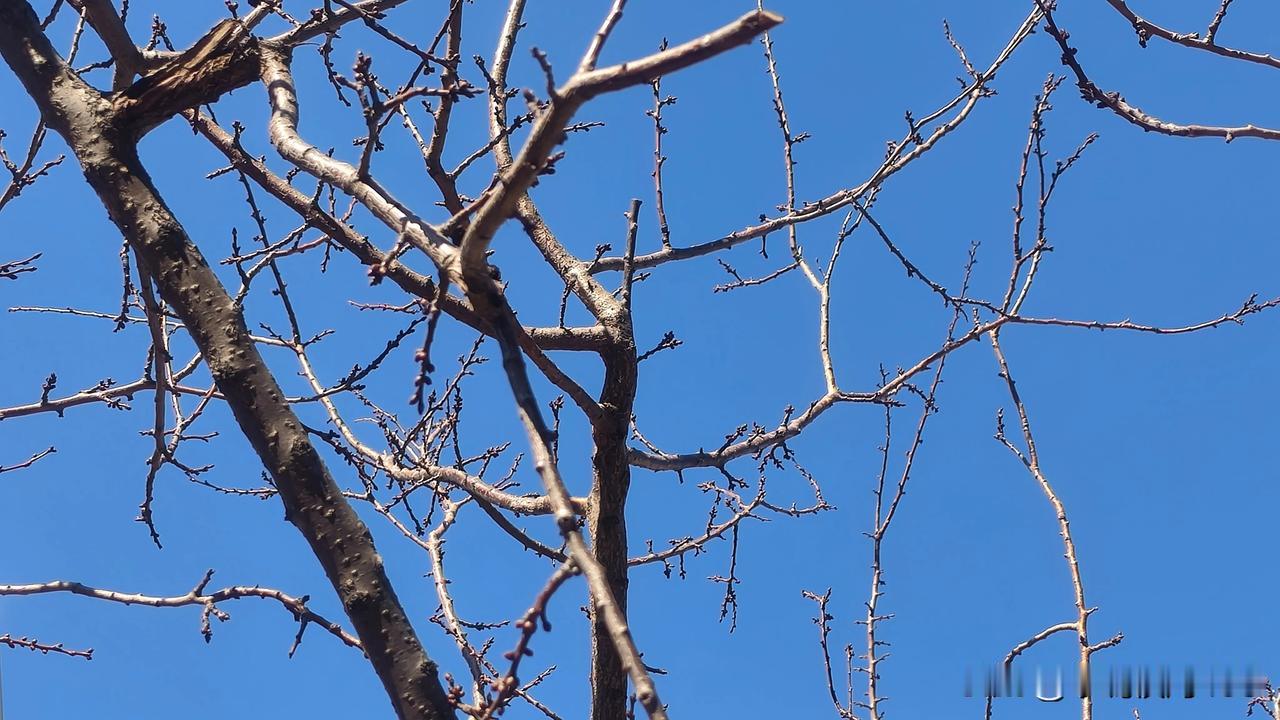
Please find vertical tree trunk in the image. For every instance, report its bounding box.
[589,343,639,720]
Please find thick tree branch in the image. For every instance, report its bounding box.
[0,4,456,717]
[454,13,787,720]
[189,111,606,353]
[115,18,262,138]
[67,0,142,89]
[257,47,603,424]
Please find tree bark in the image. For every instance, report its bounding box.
[589,340,639,720]
[0,4,456,718]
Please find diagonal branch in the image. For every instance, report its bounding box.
[114,17,263,137]
[0,445,55,474]
[458,9,783,272]
[0,4,457,717]
[1038,1,1280,142]
[439,16,793,719]
[67,0,142,89]
[589,5,1043,274]
[255,48,603,423]
[0,633,93,660]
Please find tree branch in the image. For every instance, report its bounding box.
[0,4,456,716]
[0,571,360,654]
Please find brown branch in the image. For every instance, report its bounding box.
[990,327,1121,720]
[67,0,142,89]
[477,563,578,720]
[188,113,602,351]
[0,5,457,716]
[619,199,641,311]
[1205,0,1234,45]
[458,9,783,272]
[417,0,467,216]
[579,0,628,73]
[0,571,360,653]
[473,496,568,562]
[1101,0,1277,70]
[630,252,1276,474]
[271,11,778,717]
[281,317,584,521]
[627,487,765,568]
[801,589,856,719]
[648,65,674,249]
[0,633,93,660]
[114,17,262,137]
[474,12,780,332]
[862,253,972,719]
[484,0,527,169]
[627,316,1007,471]
[424,500,490,709]
[0,124,63,213]
[0,445,55,474]
[452,264,667,717]
[1009,294,1280,335]
[0,374,153,420]
[1039,1,1280,142]
[268,0,410,47]
[260,45,459,271]
[381,458,577,517]
[983,622,1077,720]
[0,252,41,279]
[589,5,1043,274]
[257,48,605,424]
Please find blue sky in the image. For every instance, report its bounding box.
[2,1,1278,718]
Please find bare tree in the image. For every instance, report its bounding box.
[0,2,1274,719]
[1038,0,1280,141]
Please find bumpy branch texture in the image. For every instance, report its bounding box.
[0,2,456,718]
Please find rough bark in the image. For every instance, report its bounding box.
[114,18,261,138]
[0,3,455,718]
[589,344,639,720]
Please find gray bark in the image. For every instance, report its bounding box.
[0,3,456,717]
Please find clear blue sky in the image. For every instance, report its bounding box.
[2,1,1278,718]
